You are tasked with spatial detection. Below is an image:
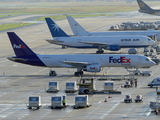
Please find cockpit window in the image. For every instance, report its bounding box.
[148,39,151,41]
[146,58,149,61]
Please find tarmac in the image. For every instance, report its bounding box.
[0,13,160,120]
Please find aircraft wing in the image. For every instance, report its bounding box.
[79,41,110,47]
[63,61,92,67]
[46,39,64,44]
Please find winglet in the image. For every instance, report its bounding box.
[45,18,69,37]
[66,16,88,35]
[7,32,36,57]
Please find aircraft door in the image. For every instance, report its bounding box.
[137,56,142,66]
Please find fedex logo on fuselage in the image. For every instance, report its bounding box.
[13,44,26,49]
[109,56,131,63]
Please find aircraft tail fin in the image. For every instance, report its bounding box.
[66,16,88,35]
[45,18,69,37]
[7,32,36,57]
[137,0,153,11]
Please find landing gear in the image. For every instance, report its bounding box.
[62,46,67,49]
[96,50,104,54]
[96,47,104,54]
[49,70,57,76]
[74,71,83,76]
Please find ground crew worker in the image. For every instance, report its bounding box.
[130,80,133,87]
[135,80,138,87]
[62,99,66,106]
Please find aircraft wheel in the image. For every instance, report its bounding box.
[49,70,57,76]
[96,50,104,54]
[62,46,67,49]
[79,71,83,75]
[74,72,80,76]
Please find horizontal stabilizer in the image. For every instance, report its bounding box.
[7,57,28,62]
[46,39,64,43]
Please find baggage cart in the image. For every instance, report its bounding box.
[65,81,78,93]
[27,96,42,109]
[50,96,67,109]
[73,95,91,109]
[46,81,59,93]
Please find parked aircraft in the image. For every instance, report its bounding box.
[137,0,160,16]
[45,18,155,54]
[66,16,160,41]
[7,32,155,76]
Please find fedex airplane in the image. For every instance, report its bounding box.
[45,18,155,54]
[137,0,160,16]
[66,16,160,41]
[7,32,155,76]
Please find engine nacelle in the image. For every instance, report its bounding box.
[83,64,101,72]
[104,45,120,51]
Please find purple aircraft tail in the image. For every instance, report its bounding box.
[7,32,36,56]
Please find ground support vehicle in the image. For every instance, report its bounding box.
[46,81,59,93]
[124,95,132,103]
[65,81,78,93]
[135,95,143,102]
[124,81,131,88]
[77,77,121,94]
[73,95,91,109]
[27,96,42,109]
[49,96,68,109]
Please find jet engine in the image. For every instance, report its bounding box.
[104,45,120,51]
[83,64,101,72]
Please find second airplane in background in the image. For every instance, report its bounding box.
[137,0,160,16]
[66,16,160,41]
[45,18,155,54]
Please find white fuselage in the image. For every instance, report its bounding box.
[76,30,160,41]
[37,54,155,68]
[48,35,154,48]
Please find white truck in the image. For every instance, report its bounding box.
[148,77,160,88]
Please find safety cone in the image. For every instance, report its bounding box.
[104,97,107,102]
[108,95,112,98]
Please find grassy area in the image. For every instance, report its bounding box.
[0,6,137,15]
[0,23,34,31]
[0,2,139,15]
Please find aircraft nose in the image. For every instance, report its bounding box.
[150,61,156,66]
[151,40,155,45]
